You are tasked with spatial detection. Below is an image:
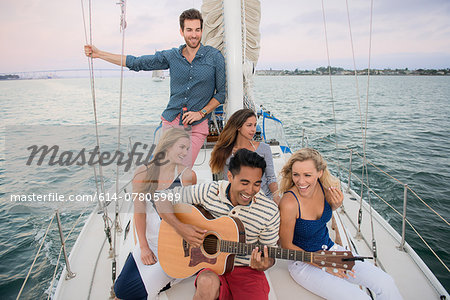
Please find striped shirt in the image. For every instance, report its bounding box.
[168,180,280,266]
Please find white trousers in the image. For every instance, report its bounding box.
[132,246,174,299]
[288,245,403,300]
[132,210,177,299]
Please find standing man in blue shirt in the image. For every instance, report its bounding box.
[84,9,226,166]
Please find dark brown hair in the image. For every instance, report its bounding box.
[209,109,257,174]
[179,8,203,30]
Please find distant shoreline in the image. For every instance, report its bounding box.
[1,67,449,80]
[256,67,450,76]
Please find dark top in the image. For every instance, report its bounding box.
[288,181,334,252]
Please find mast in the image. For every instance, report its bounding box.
[223,0,244,117]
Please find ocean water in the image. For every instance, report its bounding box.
[1,75,449,298]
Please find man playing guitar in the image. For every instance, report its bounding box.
[154,148,280,300]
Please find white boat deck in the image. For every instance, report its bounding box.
[53,146,448,299]
[338,184,447,299]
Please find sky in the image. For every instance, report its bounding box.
[0,0,449,73]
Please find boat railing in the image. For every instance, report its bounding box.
[16,170,134,299]
[17,128,448,298]
[299,131,449,276]
[16,204,91,300]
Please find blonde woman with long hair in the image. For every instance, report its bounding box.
[114,128,197,299]
[278,148,402,300]
[210,108,280,204]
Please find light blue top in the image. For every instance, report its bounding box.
[126,44,226,125]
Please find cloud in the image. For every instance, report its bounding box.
[0,0,449,73]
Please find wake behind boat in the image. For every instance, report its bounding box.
[14,0,448,299]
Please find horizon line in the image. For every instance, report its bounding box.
[2,66,450,75]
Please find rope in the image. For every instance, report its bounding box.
[353,176,450,273]
[406,188,449,226]
[320,0,341,181]
[360,181,450,272]
[405,219,450,273]
[16,214,56,300]
[328,154,450,273]
[47,246,63,300]
[110,0,128,283]
[80,0,113,265]
[88,237,108,299]
[80,0,106,197]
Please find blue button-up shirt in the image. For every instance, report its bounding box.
[126,44,226,125]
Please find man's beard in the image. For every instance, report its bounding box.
[185,37,200,49]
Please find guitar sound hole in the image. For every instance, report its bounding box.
[203,234,218,255]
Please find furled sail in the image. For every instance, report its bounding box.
[201,0,261,113]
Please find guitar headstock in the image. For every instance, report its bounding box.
[312,250,355,270]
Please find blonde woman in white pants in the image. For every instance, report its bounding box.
[279,148,403,300]
[114,128,196,299]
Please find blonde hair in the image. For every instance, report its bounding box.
[139,128,190,195]
[209,109,256,173]
[279,148,339,194]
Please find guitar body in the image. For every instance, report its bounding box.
[158,204,246,278]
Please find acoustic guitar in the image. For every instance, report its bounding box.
[158,204,358,279]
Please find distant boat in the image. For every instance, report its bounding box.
[152,69,165,82]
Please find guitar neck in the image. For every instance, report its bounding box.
[220,240,312,262]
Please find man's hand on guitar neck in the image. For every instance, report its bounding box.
[250,245,275,272]
[176,223,207,248]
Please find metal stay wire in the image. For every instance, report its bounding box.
[46,202,92,300]
[80,0,106,198]
[320,0,341,181]
[344,0,367,222]
[341,0,377,261]
[112,0,128,282]
[360,0,377,262]
[321,0,377,261]
[343,0,368,234]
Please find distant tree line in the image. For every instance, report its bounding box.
[256,67,450,76]
[0,74,20,80]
